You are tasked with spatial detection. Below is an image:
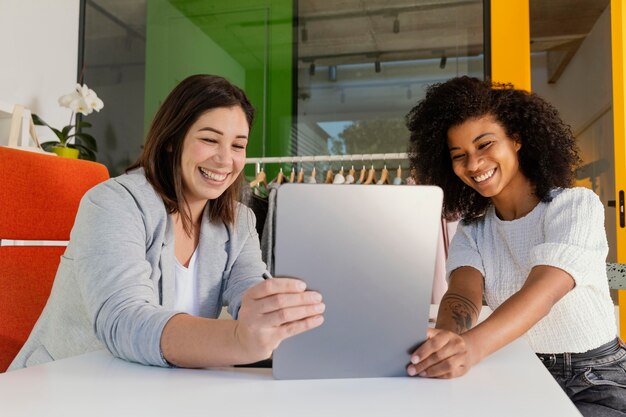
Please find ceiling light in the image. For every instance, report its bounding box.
[393,17,400,34]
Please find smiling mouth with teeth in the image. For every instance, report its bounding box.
[199,167,228,181]
[473,168,495,183]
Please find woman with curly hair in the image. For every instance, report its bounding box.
[405,76,625,416]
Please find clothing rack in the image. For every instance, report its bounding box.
[245,152,409,173]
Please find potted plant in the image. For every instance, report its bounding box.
[33,84,103,160]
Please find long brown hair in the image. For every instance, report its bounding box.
[128,74,255,234]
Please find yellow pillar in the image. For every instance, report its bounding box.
[490,0,531,91]
[611,0,626,338]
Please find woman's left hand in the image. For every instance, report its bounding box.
[406,328,478,379]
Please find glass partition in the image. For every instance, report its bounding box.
[82,0,147,176]
[82,0,484,176]
[294,0,485,160]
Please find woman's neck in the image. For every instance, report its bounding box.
[490,176,540,221]
[185,199,207,227]
[172,210,201,267]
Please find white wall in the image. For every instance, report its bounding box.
[531,7,612,132]
[531,5,616,262]
[0,0,80,145]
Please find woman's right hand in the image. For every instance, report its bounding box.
[235,278,325,362]
[406,328,479,379]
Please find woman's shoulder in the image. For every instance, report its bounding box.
[548,187,601,208]
[232,202,258,234]
[110,168,152,193]
[201,203,258,252]
[456,215,487,242]
[460,210,490,229]
[543,187,604,227]
[84,168,164,212]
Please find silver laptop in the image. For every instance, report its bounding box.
[272,184,443,380]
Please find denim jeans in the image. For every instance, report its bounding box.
[537,338,626,416]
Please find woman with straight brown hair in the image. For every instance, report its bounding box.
[10,74,325,370]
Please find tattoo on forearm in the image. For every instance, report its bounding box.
[440,293,480,334]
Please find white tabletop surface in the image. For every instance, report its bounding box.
[0,307,582,417]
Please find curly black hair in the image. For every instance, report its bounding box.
[406,76,581,222]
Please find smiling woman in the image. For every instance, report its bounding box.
[9,75,325,371]
[447,116,535,220]
[405,76,624,416]
[407,76,580,222]
[180,107,249,220]
[129,75,256,233]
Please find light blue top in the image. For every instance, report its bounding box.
[9,169,265,370]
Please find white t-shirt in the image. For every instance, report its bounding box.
[173,249,200,316]
[446,187,616,353]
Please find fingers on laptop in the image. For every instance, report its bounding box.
[281,314,325,340]
[248,277,308,299]
[241,278,325,337]
[268,303,326,327]
[406,328,472,379]
[259,289,325,336]
[258,291,323,314]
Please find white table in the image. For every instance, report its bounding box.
[0,308,582,417]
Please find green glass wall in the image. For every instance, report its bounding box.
[145,0,293,165]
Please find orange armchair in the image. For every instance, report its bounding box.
[0,147,109,371]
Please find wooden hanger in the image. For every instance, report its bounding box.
[364,164,377,185]
[307,166,317,183]
[357,165,367,184]
[393,164,403,185]
[377,164,389,185]
[325,165,334,184]
[345,164,356,184]
[249,168,267,188]
[289,166,296,183]
[297,166,305,183]
[275,167,285,185]
[348,165,356,179]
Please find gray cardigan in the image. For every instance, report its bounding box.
[9,169,265,370]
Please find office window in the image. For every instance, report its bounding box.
[294,0,485,158]
[82,0,147,176]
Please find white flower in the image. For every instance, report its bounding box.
[58,86,81,109]
[84,90,104,112]
[57,83,104,115]
[69,96,91,115]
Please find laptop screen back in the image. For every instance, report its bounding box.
[272,184,443,380]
